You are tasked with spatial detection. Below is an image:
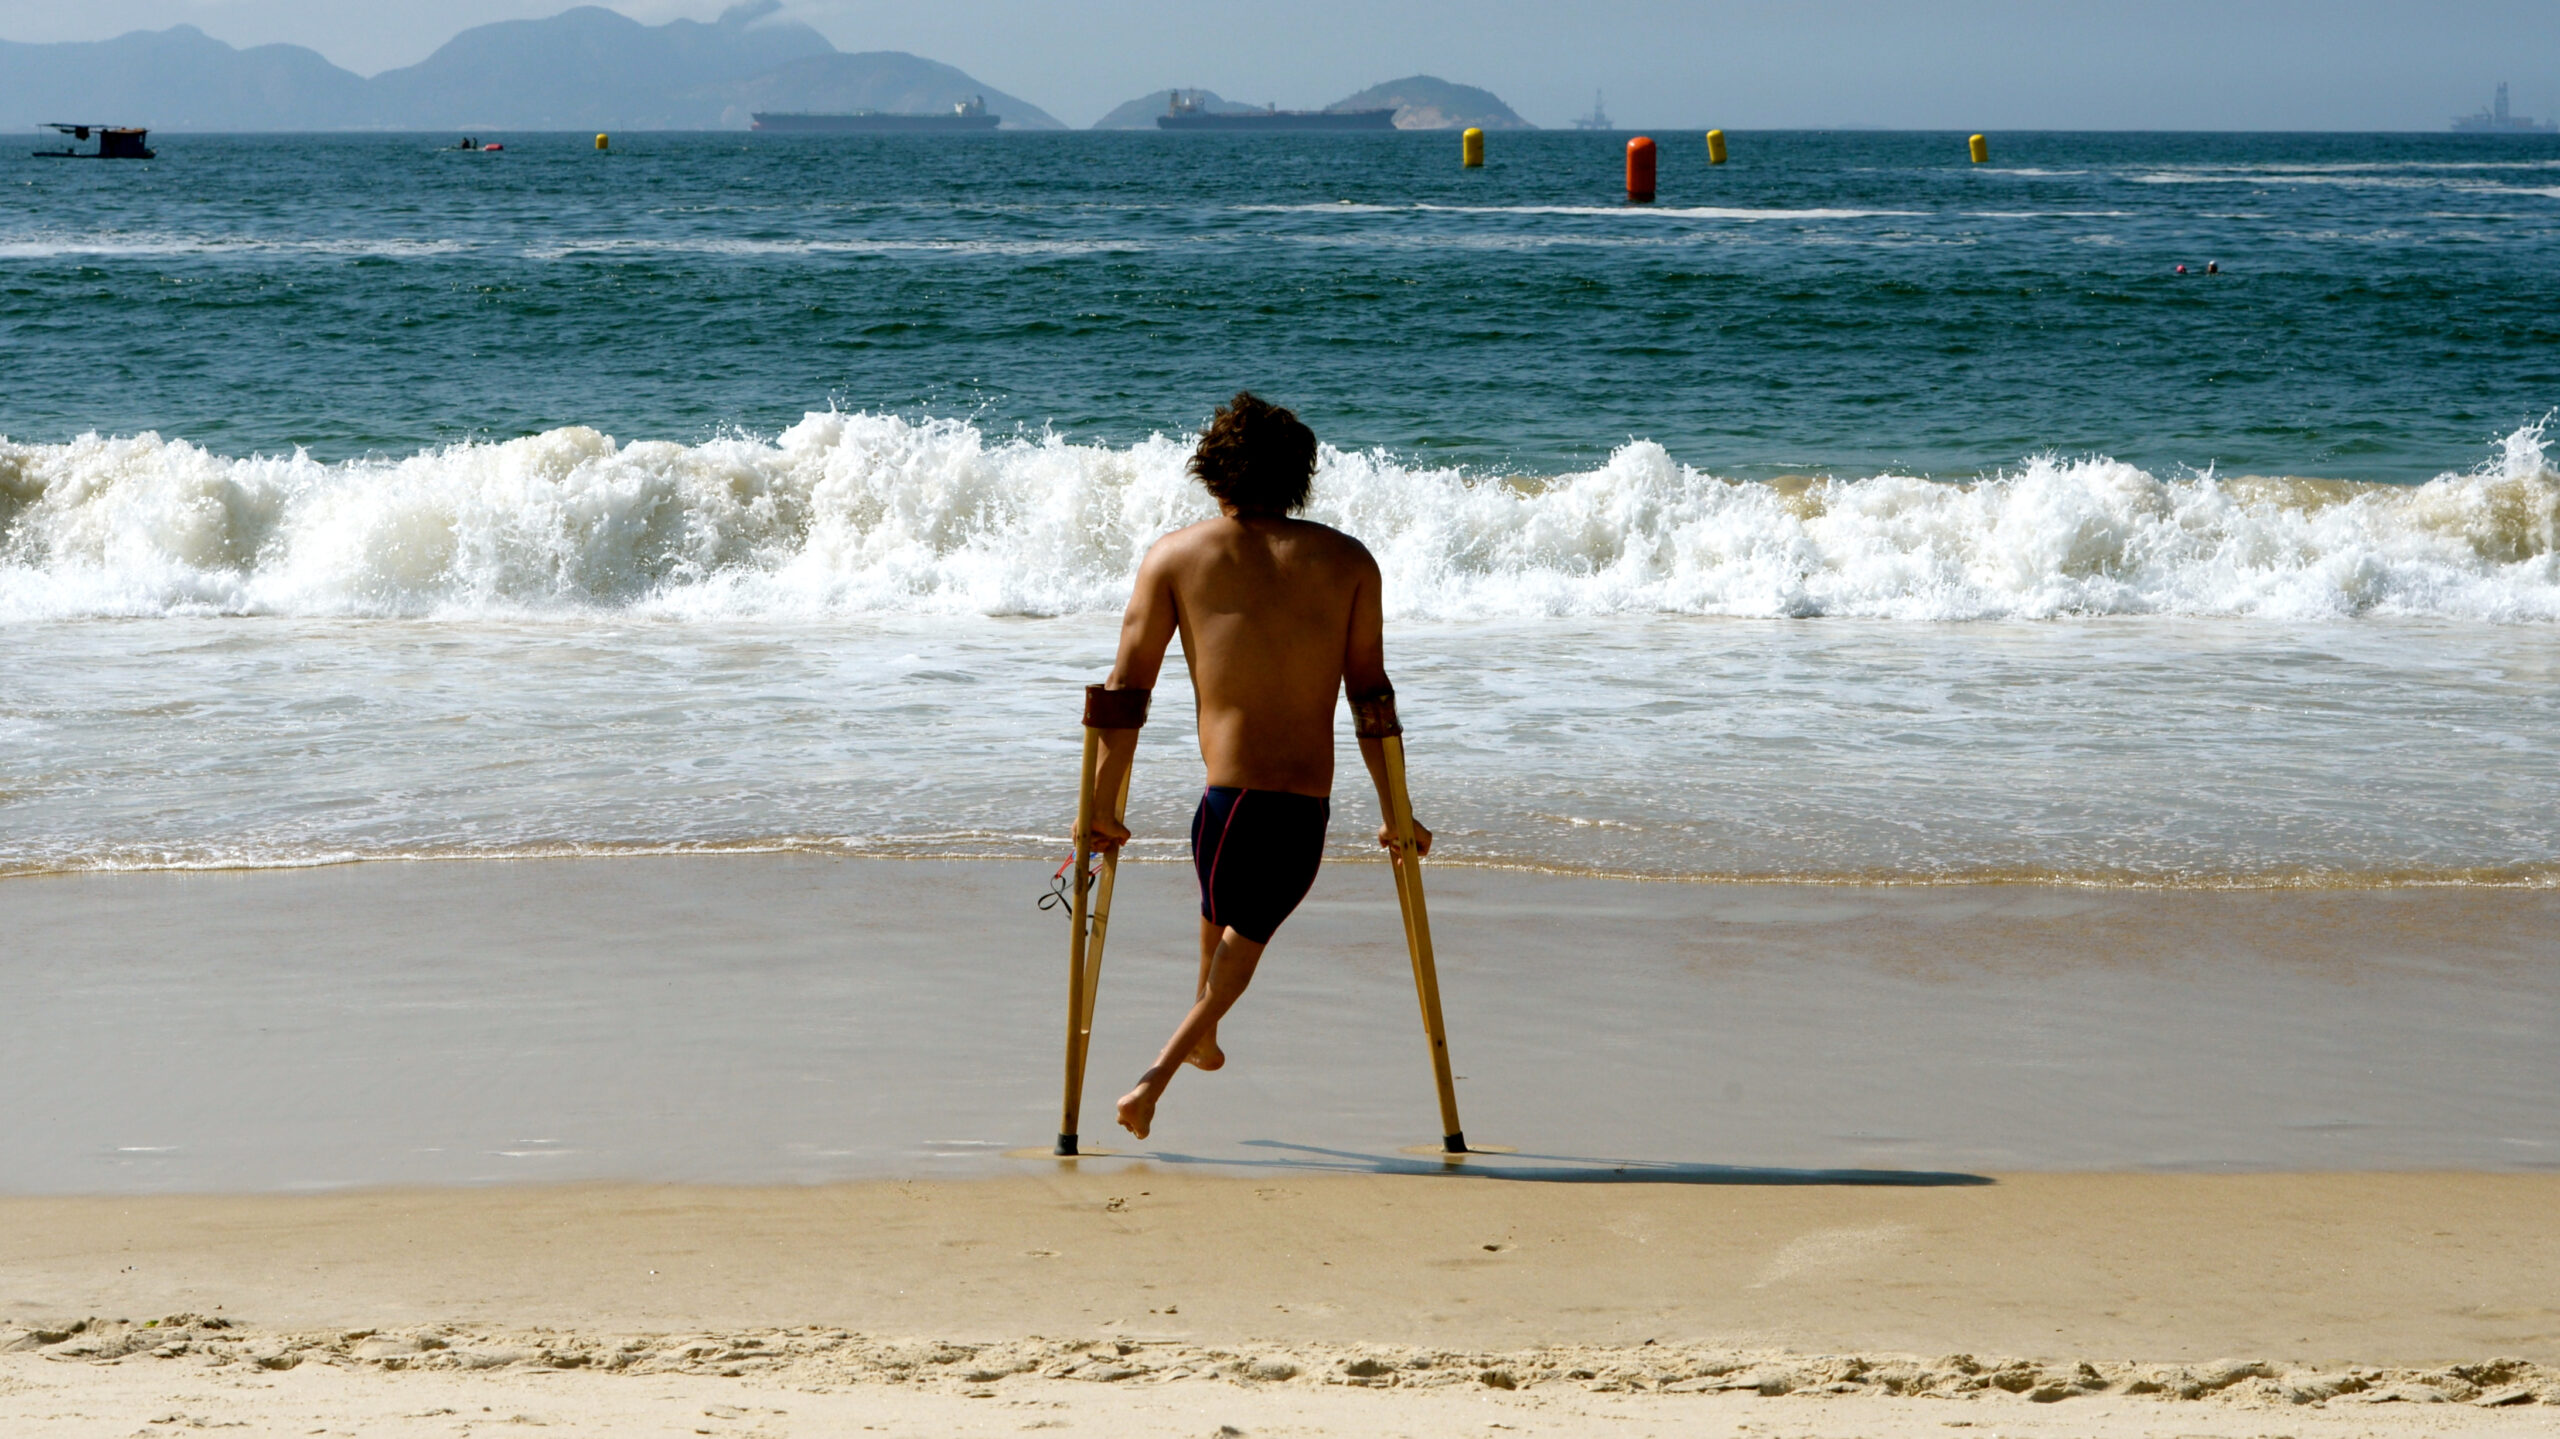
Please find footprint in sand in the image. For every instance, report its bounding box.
[1748,1223,1913,1288]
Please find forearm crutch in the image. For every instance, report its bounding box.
[1058,684,1149,1156]
[1354,688,1467,1154]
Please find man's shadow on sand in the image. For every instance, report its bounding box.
[1129,1139,1991,1186]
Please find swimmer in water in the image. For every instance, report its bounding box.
[1085,392,1431,1141]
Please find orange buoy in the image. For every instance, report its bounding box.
[1626,136,1656,203]
[482,143,503,153]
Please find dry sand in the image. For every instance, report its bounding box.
[5,1171,2557,1435]
[3,1359,2553,1439]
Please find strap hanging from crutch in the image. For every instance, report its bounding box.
[1353,686,1467,1154]
[1058,683,1149,1156]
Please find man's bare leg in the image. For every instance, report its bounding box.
[1186,916,1227,1070]
[1118,927,1265,1139]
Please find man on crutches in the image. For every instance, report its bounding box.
[1082,391,1435,1142]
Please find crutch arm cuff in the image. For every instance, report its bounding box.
[1350,687,1403,739]
[1083,684,1152,730]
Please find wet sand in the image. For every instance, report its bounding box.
[3,856,2555,1189]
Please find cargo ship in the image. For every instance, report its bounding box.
[1156,91,1395,132]
[753,96,1001,133]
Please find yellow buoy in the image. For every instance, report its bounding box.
[1706,129,1727,165]
[1968,133,1988,164]
[1461,127,1484,168]
[595,133,610,151]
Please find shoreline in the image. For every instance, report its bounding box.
[8,846,2559,890]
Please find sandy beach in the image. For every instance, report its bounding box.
[5,856,2557,1432]
[5,1170,2557,1435]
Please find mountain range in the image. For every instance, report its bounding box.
[0,23,373,130]
[0,2,1067,131]
[0,5,1533,134]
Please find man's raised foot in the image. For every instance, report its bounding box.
[1116,1071,1166,1139]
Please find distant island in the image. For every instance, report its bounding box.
[1325,76,1533,131]
[1092,75,1532,132]
[0,1,1065,131]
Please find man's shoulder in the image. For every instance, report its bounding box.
[1143,519,1224,561]
[1152,516,1371,559]
[1283,515,1360,542]
[1277,516,1375,565]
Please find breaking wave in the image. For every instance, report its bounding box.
[1,413,2554,622]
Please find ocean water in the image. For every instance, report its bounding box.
[4,131,2558,886]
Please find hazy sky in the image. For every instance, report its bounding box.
[0,0,2552,130]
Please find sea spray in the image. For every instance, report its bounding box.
[2,415,2553,622]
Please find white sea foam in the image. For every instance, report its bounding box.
[0,235,473,260]
[1,414,2553,622]
[0,233,1134,262]
[1239,203,1925,220]
[2130,170,2560,195]
[517,237,1149,260]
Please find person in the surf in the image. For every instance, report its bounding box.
[1085,391,1430,1141]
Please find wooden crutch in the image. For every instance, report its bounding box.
[1354,687,1467,1153]
[1057,684,1149,1156]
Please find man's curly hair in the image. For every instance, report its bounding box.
[1189,392,1316,515]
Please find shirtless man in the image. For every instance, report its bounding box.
[1085,392,1430,1141]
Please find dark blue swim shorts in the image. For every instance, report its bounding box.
[1190,786,1330,945]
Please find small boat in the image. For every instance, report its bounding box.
[33,123,153,159]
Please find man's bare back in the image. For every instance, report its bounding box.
[1079,393,1427,1141]
[1108,513,1386,796]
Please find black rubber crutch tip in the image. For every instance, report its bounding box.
[1055,1133,1079,1156]
[1443,1132,1468,1154]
